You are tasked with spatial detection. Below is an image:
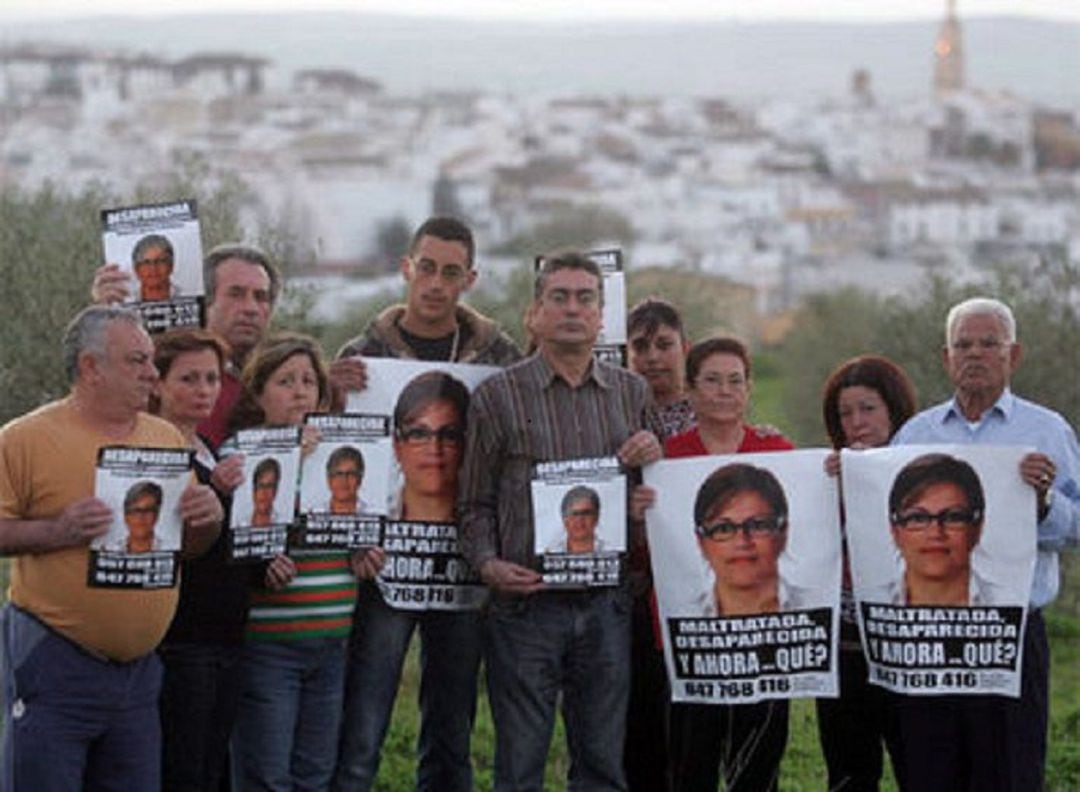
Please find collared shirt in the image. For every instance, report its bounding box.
[459,353,652,571]
[892,389,1080,608]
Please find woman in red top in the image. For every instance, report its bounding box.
[654,336,793,792]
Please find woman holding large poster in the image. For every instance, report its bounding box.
[661,337,794,792]
[815,355,916,792]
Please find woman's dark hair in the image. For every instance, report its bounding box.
[229,332,330,433]
[888,453,985,521]
[821,355,917,449]
[693,462,788,529]
[252,457,281,488]
[124,480,163,512]
[393,371,470,434]
[685,336,751,388]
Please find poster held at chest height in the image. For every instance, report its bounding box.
[842,444,1036,697]
[226,427,301,562]
[347,358,499,610]
[645,449,841,705]
[89,446,192,589]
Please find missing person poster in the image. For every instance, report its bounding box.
[531,456,626,588]
[532,248,627,366]
[89,446,192,589]
[841,445,1036,697]
[227,427,301,562]
[101,199,204,332]
[345,358,500,611]
[297,413,392,549]
[644,450,841,705]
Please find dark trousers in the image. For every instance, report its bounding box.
[669,698,789,792]
[890,610,1049,792]
[816,648,901,791]
[624,593,671,792]
[159,642,243,792]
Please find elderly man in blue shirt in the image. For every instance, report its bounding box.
[891,296,1079,791]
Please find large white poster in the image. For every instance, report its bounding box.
[345,358,499,611]
[842,445,1036,697]
[645,449,841,704]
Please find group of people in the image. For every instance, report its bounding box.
[0,212,1076,792]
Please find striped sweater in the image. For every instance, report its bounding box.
[247,550,357,641]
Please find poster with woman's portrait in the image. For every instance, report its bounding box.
[531,456,626,588]
[90,446,192,589]
[644,449,841,705]
[100,199,205,332]
[297,413,393,549]
[225,427,301,562]
[841,444,1036,697]
[346,358,499,611]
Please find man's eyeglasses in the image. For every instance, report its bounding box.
[695,515,786,542]
[411,257,468,283]
[397,426,465,446]
[891,508,982,532]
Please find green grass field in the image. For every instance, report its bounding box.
[371,610,1080,791]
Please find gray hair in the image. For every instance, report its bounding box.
[945,297,1017,345]
[61,305,143,384]
[204,243,281,305]
[560,485,600,519]
[132,234,174,266]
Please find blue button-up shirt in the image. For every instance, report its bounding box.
[893,389,1080,608]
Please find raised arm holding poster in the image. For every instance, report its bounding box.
[644,449,841,705]
[100,200,205,332]
[841,444,1036,697]
[297,413,392,549]
[346,357,498,611]
[531,456,626,588]
[226,426,301,561]
[90,446,193,588]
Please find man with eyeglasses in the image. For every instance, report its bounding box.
[333,217,521,792]
[886,453,986,607]
[890,296,1080,791]
[460,250,661,791]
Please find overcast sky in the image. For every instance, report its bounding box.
[3,0,1080,22]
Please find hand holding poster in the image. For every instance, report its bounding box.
[531,456,626,588]
[346,358,499,611]
[645,450,841,704]
[227,427,301,562]
[100,200,205,332]
[90,446,193,588]
[841,445,1036,697]
[297,413,392,549]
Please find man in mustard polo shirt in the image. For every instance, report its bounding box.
[0,305,222,790]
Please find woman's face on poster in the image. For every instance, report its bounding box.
[891,481,979,590]
[394,399,465,500]
[697,489,785,596]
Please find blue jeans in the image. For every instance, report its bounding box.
[334,583,481,792]
[159,641,244,792]
[232,637,348,792]
[484,588,632,792]
[0,603,162,792]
